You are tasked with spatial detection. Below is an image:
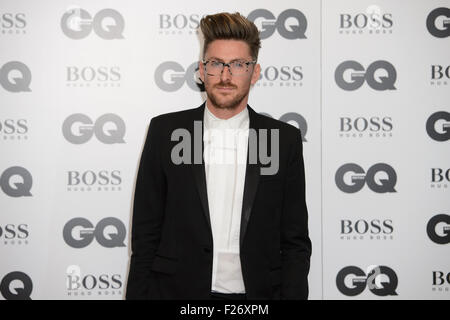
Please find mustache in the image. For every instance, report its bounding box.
[214,82,236,89]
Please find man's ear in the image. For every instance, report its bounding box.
[251,63,261,85]
[199,61,205,83]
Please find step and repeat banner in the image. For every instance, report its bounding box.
[0,0,449,300]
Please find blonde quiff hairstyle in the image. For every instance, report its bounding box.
[200,12,261,61]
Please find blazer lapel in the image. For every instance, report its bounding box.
[190,103,213,235]
[240,105,261,247]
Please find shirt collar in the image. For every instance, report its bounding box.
[204,102,249,130]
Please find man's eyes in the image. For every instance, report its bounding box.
[210,61,246,67]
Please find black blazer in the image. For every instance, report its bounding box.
[126,103,311,300]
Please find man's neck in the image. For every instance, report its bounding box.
[206,99,248,120]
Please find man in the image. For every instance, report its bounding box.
[126,12,311,300]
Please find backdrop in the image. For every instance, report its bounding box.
[1,0,449,300]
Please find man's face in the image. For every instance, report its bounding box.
[199,39,260,110]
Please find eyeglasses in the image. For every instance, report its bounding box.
[202,60,257,76]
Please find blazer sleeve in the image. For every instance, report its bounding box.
[280,128,312,300]
[126,117,167,299]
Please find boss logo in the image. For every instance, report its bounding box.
[66,66,121,87]
[340,219,393,240]
[67,170,122,191]
[257,65,303,87]
[62,113,126,144]
[431,168,450,189]
[0,119,28,139]
[158,14,201,32]
[0,224,29,244]
[431,168,450,181]
[335,163,397,193]
[66,265,122,295]
[339,12,393,31]
[336,265,398,296]
[339,116,393,138]
[63,217,126,248]
[247,9,307,40]
[432,271,450,287]
[61,7,124,39]
[335,60,396,91]
[0,13,26,30]
[67,273,122,293]
[431,65,450,85]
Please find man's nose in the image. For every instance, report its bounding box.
[220,65,232,81]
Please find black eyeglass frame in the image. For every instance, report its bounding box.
[202,59,257,76]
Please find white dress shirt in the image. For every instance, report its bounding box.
[203,103,249,294]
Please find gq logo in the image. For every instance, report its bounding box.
[426,7,450,38]
[61,7,124,39]
[335,163,397,193]
[259,112,308,142]
[426,111,450,141]
[62,113,125,144]
[427,214,450,245]
[0,166,32,197]
[247,9,307,39]
[154,61,203,92]
[336,266,398,296]
[0,61,31,92]
[335,60,396,91]
[63,217,126,248]
[0,272,33,300]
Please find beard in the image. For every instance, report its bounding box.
[205,80,250,110]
